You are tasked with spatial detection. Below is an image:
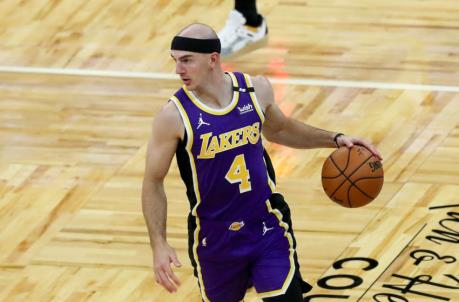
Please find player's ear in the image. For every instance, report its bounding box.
[209,52,219,67]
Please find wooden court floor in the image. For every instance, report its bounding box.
[1,1,459,301]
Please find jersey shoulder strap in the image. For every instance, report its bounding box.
[231,71,255,93]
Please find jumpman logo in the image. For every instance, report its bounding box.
[262,222,274,236]
[197,113,210,129]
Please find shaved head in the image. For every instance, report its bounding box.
[177,23,219,40]
[171,23,224,91]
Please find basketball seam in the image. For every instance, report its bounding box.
[329,153,374,207]
[348,176,384,202]
[344,158,380,207]
[324,148,351,180]
[353,176,384,181]
[347,179,374,203]
[326,148,353,200]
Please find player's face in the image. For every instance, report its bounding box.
[171,50,210,90]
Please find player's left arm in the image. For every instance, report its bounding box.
[252,75,382,160]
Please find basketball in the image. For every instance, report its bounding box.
[321,146,384,208]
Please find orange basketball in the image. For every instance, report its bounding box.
[321,146,383,208]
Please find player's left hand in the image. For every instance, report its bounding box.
[153,241,182,293]
[336,135,383,161]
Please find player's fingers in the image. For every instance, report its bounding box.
[155,270,167,290]
[352,138,383,161]
[164,261,181,286]
[168,270,181,287]
[154,272,160,284]
[342,136,354,148]
[344,140,354,148]
[371,148,383,161]
[158,269,177,292]
[362,142,383,161]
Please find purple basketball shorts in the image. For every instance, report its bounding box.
[194,213,295,302]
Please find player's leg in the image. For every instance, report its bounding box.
[188,217,251,302]
[250,196,312,301]
[249,214,298,300]
[218,0,268,57]
[268,193,313,294]
[235,0,263,27]
[198,257,250,302]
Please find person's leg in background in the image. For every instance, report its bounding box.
[235,0,263,27]
[218,0,269,57]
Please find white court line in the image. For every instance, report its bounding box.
[1,65,459,93]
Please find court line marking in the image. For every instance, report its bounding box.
[356,223,428,301]
[1,66,459,92]
[429,203,459,210]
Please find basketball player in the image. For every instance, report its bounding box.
[218,0,268,57]
[142,23,382,302]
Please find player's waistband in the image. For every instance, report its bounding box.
[199,213,278,232]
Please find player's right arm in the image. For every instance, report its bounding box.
[142,101,184,293]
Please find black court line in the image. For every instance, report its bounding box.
[356,223,428,301]
[429,204,459,210]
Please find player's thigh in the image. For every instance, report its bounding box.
[198,258,250,302]
[195,219,255,302]
[250,216,293,296]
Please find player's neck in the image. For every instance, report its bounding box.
[192,71,232,109]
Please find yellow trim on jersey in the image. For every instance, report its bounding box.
[244,73,273,192]
[243,73,265,123]
[182,72,239,116]
[228,71,239,88]
[169,96,211,302]
[258,200,296,299]
[263,157,277,192]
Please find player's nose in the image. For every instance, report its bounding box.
[175,62,185,75]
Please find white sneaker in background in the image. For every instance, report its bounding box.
[218,10,268,57]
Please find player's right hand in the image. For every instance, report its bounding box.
[153,241,182,293]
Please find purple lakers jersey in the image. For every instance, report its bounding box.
[171,72,275,221]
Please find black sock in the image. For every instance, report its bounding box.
[235,0,263,27]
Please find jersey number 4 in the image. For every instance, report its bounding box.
[225,154,252,193]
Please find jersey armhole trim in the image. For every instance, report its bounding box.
[169,96,193,151]
[243,73,265,123]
